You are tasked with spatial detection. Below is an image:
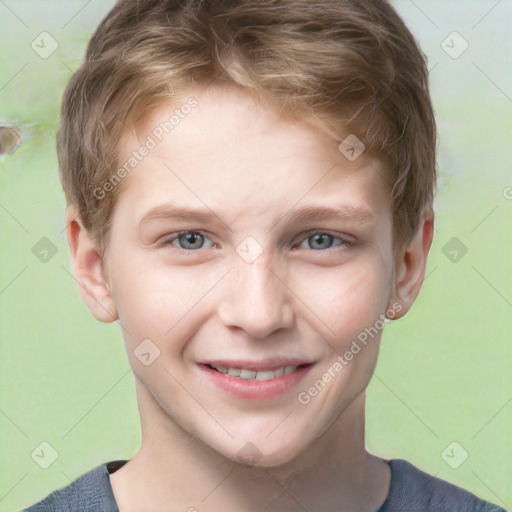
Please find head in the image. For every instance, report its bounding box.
[63,0,436,466]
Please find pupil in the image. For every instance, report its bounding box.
[181,232,203,249]
[311,234,332,249]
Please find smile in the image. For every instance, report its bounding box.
[207,364,300,381]
[198,360,315,400]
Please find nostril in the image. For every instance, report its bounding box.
[0,125,22,156]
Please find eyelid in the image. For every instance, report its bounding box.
[159,230,217,251]
[293,229,353,249]
[159,229,353,252]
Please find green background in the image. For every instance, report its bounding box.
[1,1,510,510]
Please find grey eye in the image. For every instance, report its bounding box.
[307,233,336,250]
[295,232,346,251]
[177,232,205,250]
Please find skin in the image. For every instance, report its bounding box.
[66,81,434,511]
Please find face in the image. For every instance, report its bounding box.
[101,82,398,466]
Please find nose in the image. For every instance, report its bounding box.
[217,257,295,339]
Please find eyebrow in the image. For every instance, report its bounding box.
[139,203,216,226]
[281,204,373,225]
[139,202,373,227]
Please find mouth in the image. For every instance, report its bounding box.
[197,359,315,399]
[204,362,312,381]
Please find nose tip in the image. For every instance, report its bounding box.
[217,260,295,339]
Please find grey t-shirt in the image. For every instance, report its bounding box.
[24,458,505,511]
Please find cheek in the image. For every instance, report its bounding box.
[108,255,225,353]
[292,252,392,345]
[108,258,185,337]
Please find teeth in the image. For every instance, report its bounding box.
[255,371,275,381]
[211,365,298,380]
[239,369,257,380]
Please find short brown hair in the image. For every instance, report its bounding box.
[58,0,436,253]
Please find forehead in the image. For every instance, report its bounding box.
[114,82,392,226]
[126,82,335,165]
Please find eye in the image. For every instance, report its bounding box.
[162,231,216,251]
[295,231,349,251]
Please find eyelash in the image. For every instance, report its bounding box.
[160,230,352,254]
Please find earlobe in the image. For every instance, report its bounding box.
[65,206,119,323]
[388,211,434,319]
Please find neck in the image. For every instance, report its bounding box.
[110,381,390,512]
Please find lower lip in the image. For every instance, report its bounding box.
[197,364,313,400]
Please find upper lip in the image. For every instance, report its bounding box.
[200,358,315,371]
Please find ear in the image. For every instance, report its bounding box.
[64,205,119,323]
[388,211,434,319]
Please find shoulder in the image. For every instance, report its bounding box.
[379,459,506,512]
[23,461,123,512]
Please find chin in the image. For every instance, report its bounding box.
[217,436,306,469]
